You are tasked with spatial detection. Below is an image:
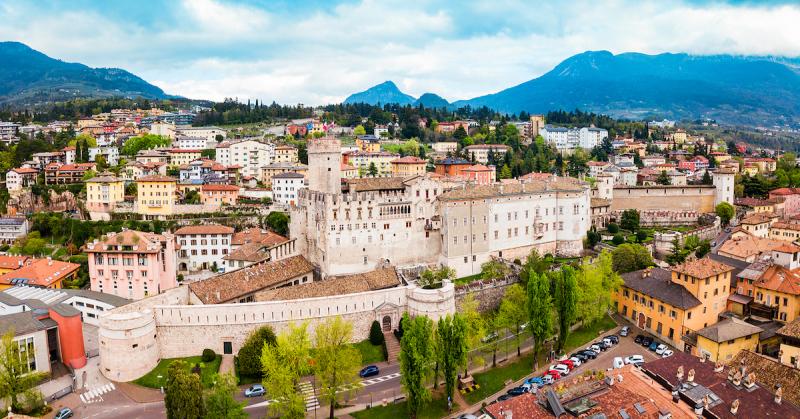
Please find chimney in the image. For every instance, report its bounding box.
[730,399,740,415]
[775,384,783,405]
[47,257,53,266]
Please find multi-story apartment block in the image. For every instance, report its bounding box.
[135,149,170,164]
[174,224,234,272]
[85,173,125,212]
[31,151,66,169]
[44,163,97,185]
[85,230,178,299]
[274,145,299,163]
[173,136,209,150]
[735,244,800,323]
[0,122,20,137]
[215,139,275,180]
[168,149,203,167]
[272,172,305,206]
[578,127,609,149]
[343,151,399,176]
[431,142,458,155]
[200,184,240,207]
[0,217,29,245]
[390,156,427,177]
[6,168,38,191]
[176,126,226,144]
[136,175,177,219]
[462,144,511,164]
[89,146,119,166]
[355,136,381,152]
[261,163,308,187]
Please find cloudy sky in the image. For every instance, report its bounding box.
[2,0,799,104]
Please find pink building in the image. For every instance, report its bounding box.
[84,229,178,300]
[770,188,800,218]
[462,164,496,185]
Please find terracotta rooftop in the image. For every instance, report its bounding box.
[0,255,30,271]
[223,242,269,263]
[343,177,407,192]
[391,156,426,164]
[137,175,176,182]
[84,230,171,254]
[621,268,701,310]
[11,167,38,174]
[672,257,734,279]
[0,258,80,287]
[774,243,800,253]
[463,164,493,172]
[776,317,800,339]
[717,236,784,261]
[174,224,234,235]
[201,184,240,191]
[770,187,800,196]
[753,264,800,295]
[256,267,400,302]
[696,317,763,342]
[771,221,800,231]
[189,255,314,304]
[231,228,288,247]
[439,177,587,201]
[740,213,777,225]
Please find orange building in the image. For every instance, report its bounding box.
[390,156,427,177]
[434,157,472,177]
[0,258,80,289]
[201,184,240,206]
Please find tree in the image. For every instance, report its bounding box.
[120,134,171,156]
[419,266,455,289]
[183,189,200,204]
[237,326,277,378]
[261,322,311,419]
[265,211,290,236]
[496,284,528,356]
[353,125,366,136]
[459,294,485,376]
[205,373,247,419]
[520,249,552,287]
[620,209,640,232]
[314,317,362,419]
[657,170,671,185]
[611,243,654,273]
[636,230,648,243]
[695,240,711,258]
[368,162,378,176]
[607,223,619,234]
[701,170,712,185]
[612,234,625,245]
[499,164,512,179]
[575,251,622,326]
[369,320,385,346]
[399,314,434,418]
[480,260,510,280]
[554,267,578,353]
[164,360,204,419]
[0,331,49,412]
[526,272,553,369]
[715,202,735,225]
[435,314,468,403]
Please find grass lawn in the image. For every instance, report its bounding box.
[454,273,483,285]
[354,340,386,364]
[351,394,449,419]
[133,355,222,389]
[464,314,617,405]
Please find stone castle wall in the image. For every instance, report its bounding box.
[609,186,716,213]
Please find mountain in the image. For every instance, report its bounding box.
[343,81,416,106]
[0,41,173,106]
[452,51,800,124]
[414,92,450,108]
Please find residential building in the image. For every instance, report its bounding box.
[735,244,800,323]
[745,157,777,173]
[6,167,38,191]
[717,233,784,262]
[260,162,308,187]
[461,164,496,185]
[85,173,125,212]
[0,121,20,137]
[578,126,608,149]
[136,175,177,219]
[777,317,800,368]
[355,135,381,152]
[272,172,306,206]
[770,187,800,217]
[740,212,778,238]
[135,149,170,164]
[122,161,167,183]
[168,149,203,166]
[540,125,576,150]
[431,142,458,154]
[173,136,208,150]
[174,224,234,272]
[434,157,472,177]
[586,161,611,178]
[215,139,274,180]
[390,156,427,177]
[85,230,178,300]
[274,145,299,163]
[462,144,511,164]
[88,146,119,166]
[343,151,398,176]
[529,115,545,138]
[769,221,800,242]
[641,155,666,167]
[176,126,226,143]
[0,218,29,245]
[44,162,96,185]
[341,163,358,179]
[694,317,762,362]
[200,184,240,207]
[434,121,469,134]
[31,151,66,169]
[0,258,80,289]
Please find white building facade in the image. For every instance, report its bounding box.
[174,225,234,272]
[272,172,306,207]
[215,139,275,180]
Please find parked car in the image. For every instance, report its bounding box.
[641,336,654,347]
[620,326,630,337]
[634,334,645,344]
[579,349,598,359]
[560,359,575,370]
[481,332,499,343]
[655,344,668,355]
[570,352,588,362]
[497,394,514,402]
[605,335,619,344]
[546,369,563,380]
[359,365,380,378]
[662,349,674,358]
[587,344,603,353]
[624,355,645,365]
[458,415,478,419]
[507,386,528,396]
[598,340,612,349]
[526,376,545,387]
[541,374,556,385]
[54,408,73,419]
[244,384,266,397]
[569,357,583,367]
[648,341,660,352]
[550,364,570,376]
[592,341,608,351]
[613,357,625,369]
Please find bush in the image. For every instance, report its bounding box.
[237,326,277,377]
[607,223,619,234]
[202,348,216,362]
[612,234,625,245]
[369,320,385,346]
[636,230,648,243]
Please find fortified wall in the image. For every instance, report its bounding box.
[99,282,455,382]
[609,186,716,213]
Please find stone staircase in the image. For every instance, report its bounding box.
[298,381,320,411]
[384,332,401,363]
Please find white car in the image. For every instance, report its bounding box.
[587,344,602,353]
[603,337,615,347]
[569,357,582,367]
[624,355,644,365]
[661,349,674,358]
[655,344,668,355]
[549,364,570,376]
[541,375,555,385]
[613,357,625,369]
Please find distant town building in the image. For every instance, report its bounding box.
[174,224,234,272]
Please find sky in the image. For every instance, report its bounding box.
[2,0,800,105]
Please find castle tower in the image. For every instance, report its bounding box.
[712,169,735,207]
[307,136,342,194]
[596,173,614,201]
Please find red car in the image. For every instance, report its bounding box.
[560,360,575,370]
[546,370,562,380]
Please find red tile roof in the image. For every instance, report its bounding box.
[174,224,235,235]
[231,228,288,247]
[0,258,79,287]
[0,256,30,271]
[201,184,240,192]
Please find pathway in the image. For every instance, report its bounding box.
[219,354,235,375]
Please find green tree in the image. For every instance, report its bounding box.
[715,202,735,225]
[261,322,311,419]
[499,164,512,179]
[236,326,277,378]
[620,209,640,232]
[657,170,670,185]
[496,283,528,356]
[435,314,468,404]
[265,211,290,236]
[607,223,619,234]
[526,272,553,369]
[164,360,204,419]
[554,267,578,353]
[314,317,362,419]
[459,294,485,376]
[520,249,552,287]
[419,266,455,288]
[636,230,648,243]
[183,189,200,204]
[612,234,625,245]
[368,162,378,176]
[480,260,510,280]
[205,373,247,419]
[453,125,468,141]
[701,170,712,185]
[353,125,366,136]
[120,134,171,156]
[369,320,384,346]
[0,331,49,412]
[399,314,433,419]
[611,243,654,273]
[575,251,621,325]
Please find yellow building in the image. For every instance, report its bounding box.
[739,213,778,238]
[694,317,762,363]
[743,164,759,176]
[769,222,800,242]
[136,175,177,219]
[777,318,800,368]
[615,258,734,351]
[169,149,203,166]
[390,156,427,177]
[274,145,299,163]
[0,258,79,289]
[670,129,688,144]
[85,172,125,212]
[355,136,381,152]
[345,151,399,176]
[260,163,307,187]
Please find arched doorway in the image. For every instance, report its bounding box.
[179,262,187,271]
[637,313,646,329]
[382,315,392,332]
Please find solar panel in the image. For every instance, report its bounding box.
[634,402,647,414]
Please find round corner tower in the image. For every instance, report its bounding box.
[712,169,735,207]
[308,136,342,194]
